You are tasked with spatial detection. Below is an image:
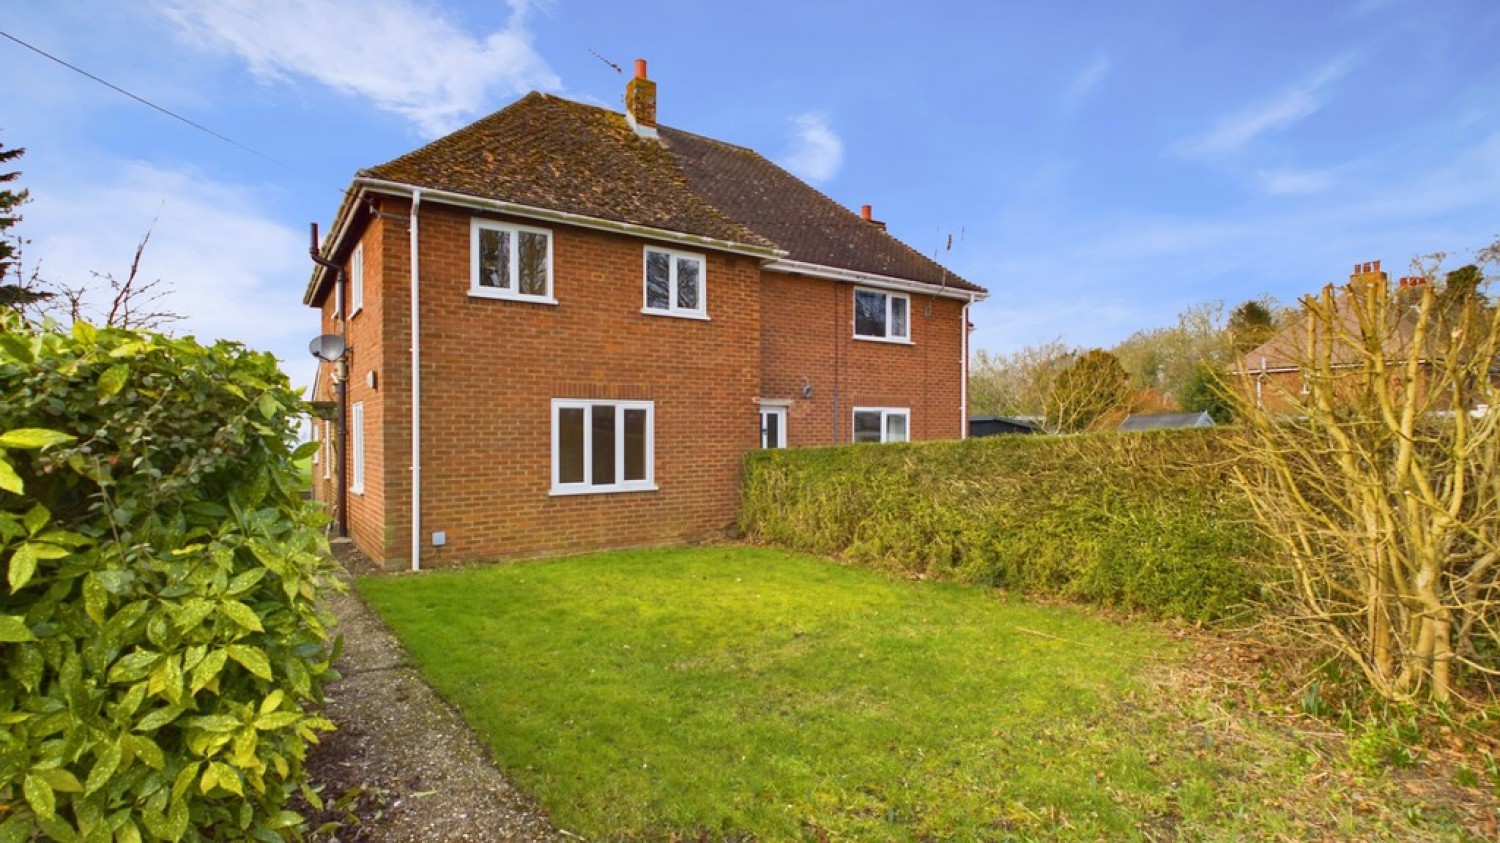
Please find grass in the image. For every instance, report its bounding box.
[356,546,1486,841]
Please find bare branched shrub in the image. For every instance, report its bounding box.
[1045,348,1130,432]
[37,225,183,330]
[1230,250,1500,706]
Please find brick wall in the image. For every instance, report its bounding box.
[311,198,971,568]
[309,212,390,563]
[759,269,967,444]
[381,201,762,567]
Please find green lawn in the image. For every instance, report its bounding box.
[356,546,1479,841]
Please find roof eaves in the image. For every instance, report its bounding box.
[357,178,782,258]
[763,257,987,301]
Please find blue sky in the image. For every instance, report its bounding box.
[3,0,1498,387]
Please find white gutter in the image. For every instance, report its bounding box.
[314,180,991,308]
[409,189,423,572]
[764,257,985,302]
[356,178,782,261]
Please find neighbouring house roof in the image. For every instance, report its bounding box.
[968,416,1045,436]
[307,92,983,303]
[1236,301,1422,374]
[1117,412,1214,431]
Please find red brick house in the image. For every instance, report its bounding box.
[305,62,986,569]
[1233,260,1430,413]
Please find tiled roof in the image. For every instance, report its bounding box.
[1236,291,1422,373]
[355,92,982,294]
[660,127,982,292]
[364,93,765,249]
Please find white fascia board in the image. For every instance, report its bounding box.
[764,257,986,302]
[305,183,372,306]
[356,178,784,260]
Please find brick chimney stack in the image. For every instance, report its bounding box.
[858,203,887,231]
[625,58,658,139]
[1350,259,1386,288]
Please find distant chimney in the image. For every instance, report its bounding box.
[1350,259,1387,287]
[858,203,887,231]
[625,58,658,139]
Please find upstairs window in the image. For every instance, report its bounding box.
[471,219,554,303]
[853,407,909,443]
[643,247,707,319]
[854,288,909,341]
[349,243,364,316]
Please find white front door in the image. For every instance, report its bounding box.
[760,407,787,449]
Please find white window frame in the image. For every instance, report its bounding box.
[760,406,787,449]
[853,287,911,343]
[322,420,332,480]
[641,247,709,320]
[550,399,657,495]
[350,402,365,494]
[470,218,557,304]
[348,243,364,316]
[852,407,910,443]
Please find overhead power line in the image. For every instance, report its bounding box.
[0,29,282,167]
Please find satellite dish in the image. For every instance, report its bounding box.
[308,333,346,362]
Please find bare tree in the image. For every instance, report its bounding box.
[38,224,182,330]
[1229,249,1500,706]
[969,339,1073,418]
[2,143,180,330]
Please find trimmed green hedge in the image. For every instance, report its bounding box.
[0,316,336,841]
[740,430,1269,622]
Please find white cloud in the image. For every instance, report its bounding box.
[157,0,561,136]
[1257,167,1339,195]
[1172,56,1359,160]
[1063,55,1111,110]
[779,112,844,184]
[27,163,313,377]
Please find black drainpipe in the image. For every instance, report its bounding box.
[309,222,349,539]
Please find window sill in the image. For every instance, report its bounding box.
[853,334,914,345]
[550,483,660,497]
[641,308,710,321]
[469,288,558,305]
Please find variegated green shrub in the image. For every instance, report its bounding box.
[0,313,336,842]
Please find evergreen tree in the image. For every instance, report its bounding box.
[0,140,27,279]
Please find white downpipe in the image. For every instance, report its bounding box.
[410,190,423,572]
[961,295,972,439]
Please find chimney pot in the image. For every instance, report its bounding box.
[1373,259,1381,273]
[625,57,658,138]
[861,204,872,221]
